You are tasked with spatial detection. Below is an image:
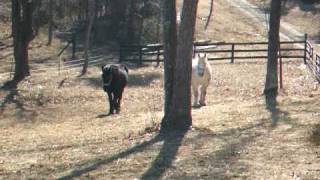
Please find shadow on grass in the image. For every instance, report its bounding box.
[168,133,261,179]
[264,93,289,127]
[0,43,12,51]
[127,73,161,87]
[81,72,161,89]
[57,120,267,179]
[96,113,110,118]
[141,130,187,180]
[57,133,164,180]
[80,77,102,89]
[156,121,265,179]
[261,0,320,15]
[0,87,37,120]
[0,88,24,115]
[309,124,320,146]
[57,127,187,180]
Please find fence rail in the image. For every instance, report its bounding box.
[119,35,308,65]
[0,55,112,80]
[305,37,320,82]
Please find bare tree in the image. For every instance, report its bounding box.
[264,0,282,105]
[161,0,177,129]
[47,0,53,46]
[4,0,36,88]
[205,0,214,29]
[161,0,199,132]
[81,0,96,75]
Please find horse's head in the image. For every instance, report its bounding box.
[101,65,118,89]
[197,53,207,77]
[101,64,129,91]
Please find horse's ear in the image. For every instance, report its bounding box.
[204,53,207,58]
[101,65,105,71]
[197,53,200,58]
[123,65,129,74]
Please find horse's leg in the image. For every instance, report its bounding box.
[107,91,114,114]
[115,87,124,114]
[200,83,209,106]
[192,85,200,107]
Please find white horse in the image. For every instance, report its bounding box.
[191,53,212,107]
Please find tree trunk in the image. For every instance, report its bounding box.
[11,0,16,37]
[161,0,199,132]
[264,0,281,103]
[125,0,139,44]
[81,0,96,75]
[4,0,34,88]
[160,0,177,131]
[47,0,53,46]
[205,0,214,29]
[110,0,127,34]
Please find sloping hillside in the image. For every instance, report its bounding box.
[248,0,320,40]
[0,0,320,179]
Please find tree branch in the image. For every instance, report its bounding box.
[204,0,214,30]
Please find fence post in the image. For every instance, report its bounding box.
[304,33,308,64]
[139,46,143,66]
[231,44,235,63]
[156,47,160,67]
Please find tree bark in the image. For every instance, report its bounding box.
[264,0,281,103]
[161,0,199,132]
[4,0,34,88]
[81,0,96,75]
[160,0,177,131]
[205,0,214,29]
[47,0,53,46]
[110,0,127,34]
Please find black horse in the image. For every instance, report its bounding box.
[102,64,128,115]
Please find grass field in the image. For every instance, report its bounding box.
[1,0,320,179]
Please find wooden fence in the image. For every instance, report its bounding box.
[119,43,163,65]
[306,54,320,82]
[119,34,310,65]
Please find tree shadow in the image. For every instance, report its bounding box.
[57,129,188,180]
[56,118,270,179]
[264,93,284,127]
[169,135,260,179]
[255,0,320,16]
[57,133,165,180]
[141,130,187,180]
[0,88,35,119]
[80,77,102,89]
[0,43,12,51]
[309,124,320,146]
[161,122,265,179]
[80,72,161,89]
[0,52,13,60]
[128,73,161,87]
[282,0,320,14]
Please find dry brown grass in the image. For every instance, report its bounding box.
[1,0,320,179]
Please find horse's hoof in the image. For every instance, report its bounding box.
[192,104,201,108]
[108,112,114,115]
[200,103,206,106]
